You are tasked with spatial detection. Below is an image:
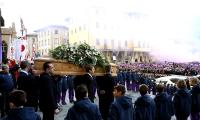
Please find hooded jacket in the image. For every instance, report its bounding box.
[109,96,134,120]
[134,94,156,120]
[154,92,174,120]
[1,107,41,120]
[191,84,200,113]
[173,89,191,118]
[65,98,102,120]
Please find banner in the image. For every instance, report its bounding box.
[13,38,27,61]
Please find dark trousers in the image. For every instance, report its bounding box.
[191,112,200,120]
[42,108,55,120]
[0,92,9,118]
[61,90,67,103]
[176,115,189,120]
[99,96,113,120]
[68,88,74,102]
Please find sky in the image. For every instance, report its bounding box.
[1,0,200,62]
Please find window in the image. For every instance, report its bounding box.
[138,41,141,47]
[2,41,7,52]
[125,40,128,47]
[55,30,58,34]
[111,39,114,48]
[104,39,107,49]
[96,38,100,45]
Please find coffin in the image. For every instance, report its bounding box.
[34,57,118,76]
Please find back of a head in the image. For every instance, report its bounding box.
[20,60,30,70]
[84,64,94,73]
[190,77,200,86]
[156,84,164,93]
[43,61,52,71]
[114,84,126,95]
[139,84,149,95]
[9,90,27,107]
[177,80,187,89]
[75,84,88,101]
[105,65,112,73]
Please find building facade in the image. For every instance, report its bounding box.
[1,23,17,60]
[26,33,38,59]
[35,25,69,56]
[69,6,152,63]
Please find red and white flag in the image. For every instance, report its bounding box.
[12,38,28,61]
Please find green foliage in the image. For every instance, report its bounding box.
[49,43,109,67]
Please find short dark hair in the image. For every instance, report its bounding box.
[84,64,94,72]
[114,84,126,95]
[139,84,149,95]
[20,60,30,69]
[177,80,187,89]
[156,84,164,93]
[105,65,111,73]
[43,62,52,71]
[8,90,27,107]
[75,84,88,101]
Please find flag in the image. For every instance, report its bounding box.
[13,38,28,61]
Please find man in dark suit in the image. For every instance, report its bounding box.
[96,65,115,120]
[17,60,39,111]
[39,62,59,120]
[73,64,95,102]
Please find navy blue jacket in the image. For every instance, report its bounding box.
[126,71,132,82]
[0,72,14,93]
[109,96,134,120]
[154,92,174,120]
[117,72,123,85]
[61,76,68,91]
[67,75,74,89]
[191,84,200,113]
[173,89,191,118]
[134,94,156,120]
[65,98,102,120]
[1,107,41,120]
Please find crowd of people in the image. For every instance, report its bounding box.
[119,62,200,76]
[0,60,200,120]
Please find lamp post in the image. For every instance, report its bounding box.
[0,8,5,68]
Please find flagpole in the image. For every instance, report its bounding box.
[0,8,5,68]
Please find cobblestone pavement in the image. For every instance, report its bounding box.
[38,91,185,120]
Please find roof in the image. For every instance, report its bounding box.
[34,25,68,32]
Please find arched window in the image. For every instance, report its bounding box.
[2,41,7,52]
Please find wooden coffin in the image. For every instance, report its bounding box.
[34,57,118,76]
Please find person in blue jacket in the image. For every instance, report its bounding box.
[154,84,174,120]
[0,64,15,118]
[173,80,191,120]
[109,84,134,120]
[117,69,123,85]
[1,90,41,120]
[64,84,102,120]
[190,77,200,120]
[134,84,156,120]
